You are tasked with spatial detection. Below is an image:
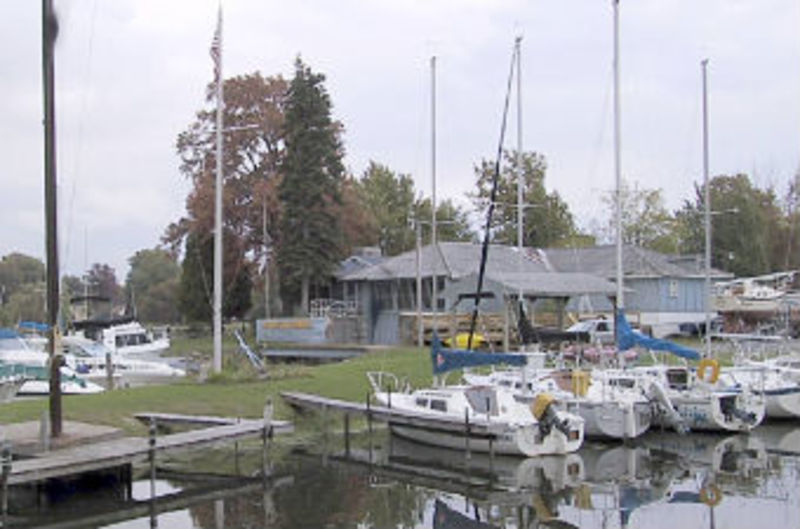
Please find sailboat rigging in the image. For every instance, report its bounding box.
[466,39,519,351]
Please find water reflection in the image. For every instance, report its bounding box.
[7,425,800,528]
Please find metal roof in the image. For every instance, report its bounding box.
[485,272,620,297]
[543,245,731,279]
[341,242,552,281]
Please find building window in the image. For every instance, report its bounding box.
[669,280,679,299]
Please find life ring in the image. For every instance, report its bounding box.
[699,483,723,507]
[698,358,720,384]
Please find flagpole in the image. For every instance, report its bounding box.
[212,6,224,373]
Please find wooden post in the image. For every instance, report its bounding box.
[106,351,114,389]
[1,443,10,524]
[464,408,471,463]
[344,413,351,457]
[366,392,373,464]
[148,416,157,528]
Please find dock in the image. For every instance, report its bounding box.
[281,391,504,437]
[6,415,293,486]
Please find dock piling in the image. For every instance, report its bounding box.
[344,414,350,457]
[464,409,471,463]
[1,443,10,524]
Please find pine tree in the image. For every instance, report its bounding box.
[278,58,345,313]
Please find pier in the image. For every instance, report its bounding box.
[2,412,292,487]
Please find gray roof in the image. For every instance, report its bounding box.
[544,245,731,279]
[341,242,552,281]
[335,253,386,279]
[485,272,620,297]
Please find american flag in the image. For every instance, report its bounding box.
[209,8,222,86]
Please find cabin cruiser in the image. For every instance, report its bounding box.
[88,321,170,356]
[368,371,584,457]
[0,329,104,396]
[61,335,184,388]
[720,364,800,419]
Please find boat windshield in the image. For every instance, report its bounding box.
[465,387,498,415]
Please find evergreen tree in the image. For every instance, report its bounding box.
[278,58,345,313]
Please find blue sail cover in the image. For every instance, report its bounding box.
[616,309,700,361]
[18,321,49,333]
[430,334,527,375]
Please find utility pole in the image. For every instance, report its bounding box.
[42,0,62,437]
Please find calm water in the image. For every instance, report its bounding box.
[9,424,800,528]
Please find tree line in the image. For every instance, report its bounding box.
[2,59,797,326]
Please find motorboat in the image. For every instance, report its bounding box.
[92,321,170,356]
[0,329,104,396]
[61,335,185,388]
[721,364,800,419]
[368,372,584,457]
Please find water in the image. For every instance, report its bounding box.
[9,424,800,528]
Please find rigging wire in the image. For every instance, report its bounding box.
[467,40,518,351]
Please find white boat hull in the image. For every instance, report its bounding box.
[562,400,652,440]
[389,421,582,458]
[652,393,765,432]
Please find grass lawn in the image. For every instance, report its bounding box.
[0,332,722,437]
[0,344,433,436]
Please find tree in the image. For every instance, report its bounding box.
[0,253,45,304]
[85,263,122,307]
[277,58,345,313]
[601,181,678,253]
[178,231,253,323]
[354,161,416,256]
[415,198,475,243]
[471,150,578,247]
[675,174,780,276]
[165,72,287,322]
[126,248,181,323]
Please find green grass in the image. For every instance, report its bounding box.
[0,334,731,437]
[0,345,432,436]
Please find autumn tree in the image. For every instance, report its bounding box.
[277,58,345,314]
[471,150,578,247]
[85,263,122,306]
[165,72,286,320]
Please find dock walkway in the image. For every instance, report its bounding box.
[8,417,292,486]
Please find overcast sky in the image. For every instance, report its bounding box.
[2,0,798,280]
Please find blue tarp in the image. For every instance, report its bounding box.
[430,334,527,375]
[616,309,700,361]
[0,328,21,339]
[18,321,49,332]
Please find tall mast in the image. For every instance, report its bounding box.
[42,0,62,438]
[613,0,624,312]
[515,36,524,305]
[212,6,224,373]
[702,59,711,358]
[430,56,438,328]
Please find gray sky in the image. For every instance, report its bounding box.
[2,0,798,280]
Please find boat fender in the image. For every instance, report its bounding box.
[571,370,591,397]
[698,358,720,384]
[699,483,723,507]
[532,393,556,420]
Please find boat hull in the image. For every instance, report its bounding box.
[389,421,581,458]
[562,400,652,440]
[652,393,765,432]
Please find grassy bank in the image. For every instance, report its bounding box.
[0,345,432,435]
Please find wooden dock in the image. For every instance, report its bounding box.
[281,391,504,437]
[7,416,292,486]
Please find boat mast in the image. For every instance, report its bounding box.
[702,59,711,358]
[516,35,524,311]
[613,0,624,314]
[430,55,438,331]
[212,6,224,373]
[42,0,62,438]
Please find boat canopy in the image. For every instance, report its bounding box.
[430,334,527,375]
[616,310,700,361]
